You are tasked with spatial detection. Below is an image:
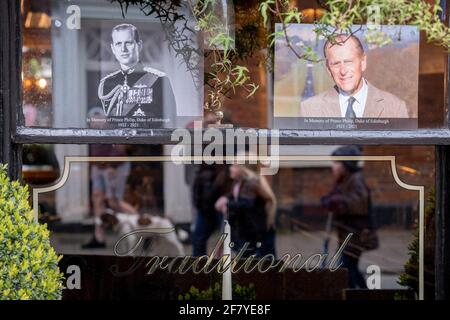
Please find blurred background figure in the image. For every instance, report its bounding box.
[321,145,375,289]
[191,164,231,256]
[215,160,277,258]
[189,110,234,256]
[82,107,138,249]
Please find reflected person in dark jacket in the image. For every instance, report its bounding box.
[215,161,277,258]
[192,164,232,256]
[321,145,370,289]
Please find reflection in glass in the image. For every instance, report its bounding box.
[26,145,433,293]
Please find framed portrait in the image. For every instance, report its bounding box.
[47,0,203,130]
[273,24,419,130]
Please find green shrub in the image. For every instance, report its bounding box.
[0,164,64,300]
[398,189,435,299]
[178,282,256,300]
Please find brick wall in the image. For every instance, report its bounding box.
[272,146,435,209]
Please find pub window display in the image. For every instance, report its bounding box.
[273,24,419,130]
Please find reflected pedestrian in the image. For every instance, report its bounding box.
[321,145,374,289]
[215,159,277,258]
[82,107,138,249]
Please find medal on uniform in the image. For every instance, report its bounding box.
[126,85,153,105]
[116,75,130,116]
[99,65,160,117]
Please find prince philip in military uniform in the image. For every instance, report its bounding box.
[98,24,176,127]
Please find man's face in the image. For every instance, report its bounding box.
[111,28,142,68]
[325,39,367,95]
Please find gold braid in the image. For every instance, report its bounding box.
[98,81,124,117]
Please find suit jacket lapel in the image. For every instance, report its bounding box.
[363,82,385,118]
[322,86,341,117]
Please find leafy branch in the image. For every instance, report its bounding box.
[320,0,450,48]
[261,0,450,65]
[187,0,259,113]
[112,0,259,114]
[260,0,320,62]
[112,0,450,115]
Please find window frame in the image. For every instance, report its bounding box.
[1,0,450,300]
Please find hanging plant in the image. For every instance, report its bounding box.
[112,0,450,115]
[111,0,259,118]
[261,0,450,62]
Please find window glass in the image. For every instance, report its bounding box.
[22,0,447,130]
[22,0,204,129]
[26,144,434,298]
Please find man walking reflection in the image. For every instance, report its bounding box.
[321,146,378,288]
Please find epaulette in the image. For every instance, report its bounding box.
[100,70,121,82]
[144,66,166,77]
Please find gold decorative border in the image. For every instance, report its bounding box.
[32,155,425,300]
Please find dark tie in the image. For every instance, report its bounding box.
[345,96,357,118]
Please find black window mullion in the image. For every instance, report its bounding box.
[12,126,450,145]
[1,0,22,180]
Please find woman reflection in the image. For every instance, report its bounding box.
[215,157,277,258]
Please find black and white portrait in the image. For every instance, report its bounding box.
[85,17,203,129]
[98,24,176,121]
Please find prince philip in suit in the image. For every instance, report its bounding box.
[300,34,409,118]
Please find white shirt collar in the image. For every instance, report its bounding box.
[338,78,369,118]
